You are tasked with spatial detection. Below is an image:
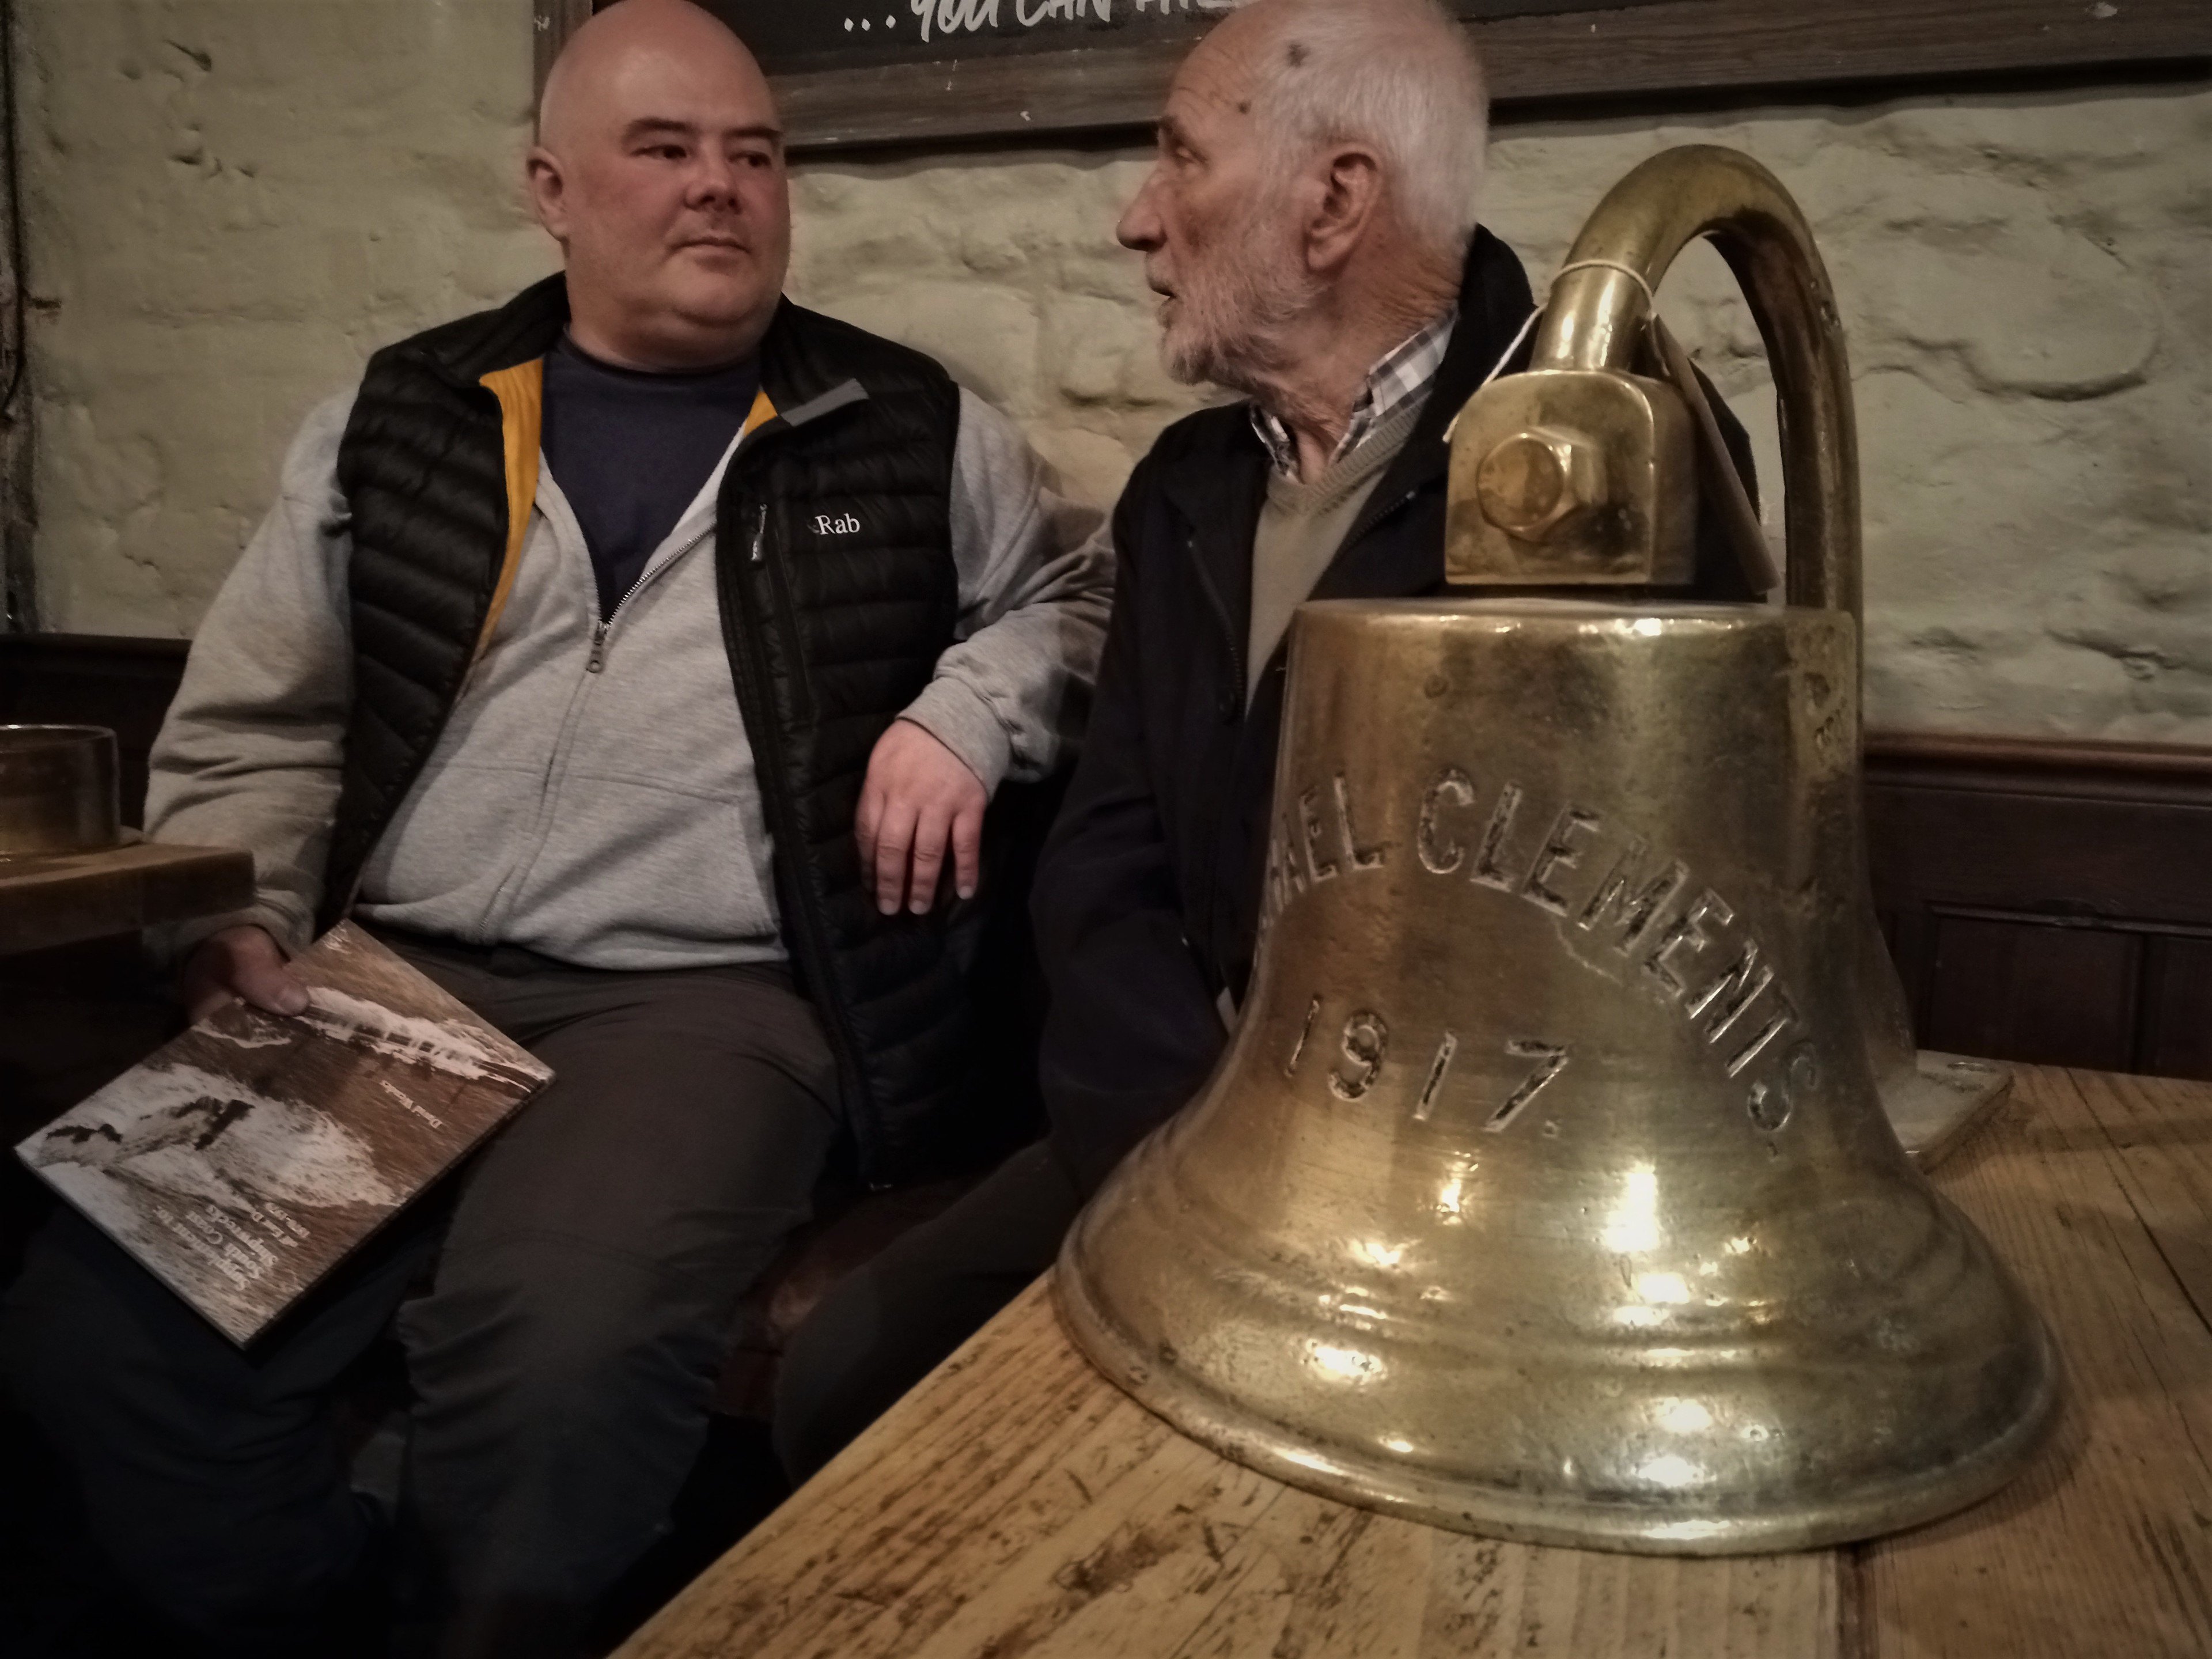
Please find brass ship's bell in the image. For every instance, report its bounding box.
[1058,146,2060,1553]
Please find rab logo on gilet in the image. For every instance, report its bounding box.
[813,512,861,536]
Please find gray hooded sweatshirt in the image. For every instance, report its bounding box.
[144,382,1112,971]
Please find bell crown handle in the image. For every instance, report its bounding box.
[1533,145,1861,622]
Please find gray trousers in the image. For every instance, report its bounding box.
[1,930,838,1658]
[772,1140,1082,1484]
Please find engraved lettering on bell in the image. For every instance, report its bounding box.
[1746,1078,1790,1132]
[1786,1040,1820,1097]
[1259,830,1286,930]
[1328,1010,1389,1102]
[1724,987,1800,1078]
[1285,994,1321,1079]
[1644,888,1734,997]
[1257,820,1304,943]
[1405,764,1817,1110]
[1279,807,1310,897]
[1299,787,1339,884]
[1688,938,1774,1043]
[1333,774,1387,869]
[1470,781,1526,891]
[1416,767,1474,874]
[1521,806,1603,913]
[1415,1031,1459,1122]
[1578,836,1690,953]
[1487,1038,1571,1130]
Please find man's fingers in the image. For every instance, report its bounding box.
[225,929,309,1016]
[238,959,310,1018]
[873,806,915,915]
[857,721,992,918]
[180,927,308,1022]
[952,804,984,901]
[855,782,883,865]
[182,980,237,1025]
[907,806,951,914]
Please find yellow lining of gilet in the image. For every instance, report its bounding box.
[475,360,545,665]
[470,367,780,668]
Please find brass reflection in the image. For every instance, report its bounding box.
[1058,146,2059,1554]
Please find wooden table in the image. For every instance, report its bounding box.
[0,838,253,956]
[622,1066,2212,1659]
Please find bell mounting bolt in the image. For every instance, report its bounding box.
[1472,426,1608,543]
[1445,145,1857,611]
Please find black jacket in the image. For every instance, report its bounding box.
[330,276,1041,1183]
[1033,229,1758,1194]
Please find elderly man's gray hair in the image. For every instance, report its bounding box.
[1247,0,1489,265]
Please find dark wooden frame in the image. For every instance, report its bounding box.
[1865,732,2212,1082]
[533,0,2210,154]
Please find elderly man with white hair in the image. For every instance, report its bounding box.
[772,0,1756,1477]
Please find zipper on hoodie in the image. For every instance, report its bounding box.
[585,525,712,674]
[474,519,711,940]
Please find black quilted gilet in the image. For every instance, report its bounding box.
[327,278,1031,1183]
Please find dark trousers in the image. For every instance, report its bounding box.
[771,1139,1082,1483]
[0,932,838,1658]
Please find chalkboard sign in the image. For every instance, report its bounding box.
[712,0,1662,77]
[533,0,2209,154]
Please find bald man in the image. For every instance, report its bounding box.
[0,2,1107,1653]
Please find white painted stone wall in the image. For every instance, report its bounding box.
[17,1,2209,741]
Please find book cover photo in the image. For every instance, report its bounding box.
[17,922,552,1344]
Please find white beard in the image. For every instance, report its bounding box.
[1157,188,1319,395]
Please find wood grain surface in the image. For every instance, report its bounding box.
[0,839,253,956]
[619,1065,2212,1658]
[1857,1071,2212,1658]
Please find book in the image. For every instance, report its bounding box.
[16,922,551,1344]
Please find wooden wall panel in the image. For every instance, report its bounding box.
[2140,937,2212,1083]
[1865,734,2212,1082]
[1923,916,2141,1074]
[1863,772,2212,926]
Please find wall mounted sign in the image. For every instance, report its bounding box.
[721,0,1666,75]
[533,0,2209,153]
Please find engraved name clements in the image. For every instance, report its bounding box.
[1260,764,1823,1137]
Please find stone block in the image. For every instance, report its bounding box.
[810,281,1040,415]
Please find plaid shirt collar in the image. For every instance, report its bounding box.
[1250,306,1457,479]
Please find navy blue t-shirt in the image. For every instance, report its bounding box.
[540,335,762,619]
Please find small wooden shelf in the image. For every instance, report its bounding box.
[0,838,254,956]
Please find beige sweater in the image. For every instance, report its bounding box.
[1247,399,1424,701]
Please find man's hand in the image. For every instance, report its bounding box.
[179,924,310,1025]
[856,719,988,916]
